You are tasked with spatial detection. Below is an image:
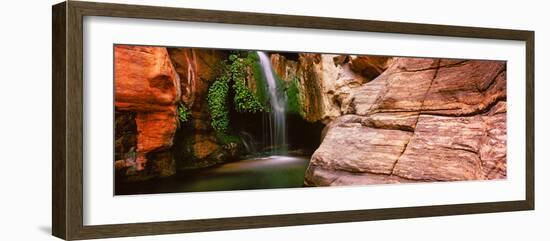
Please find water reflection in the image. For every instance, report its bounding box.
[115,155,310,195]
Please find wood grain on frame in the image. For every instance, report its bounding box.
[52,1,535,240]
[52,2,67,239]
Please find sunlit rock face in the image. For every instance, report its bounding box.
[271,53,392,123]
[114,46,180,179]
[305,58,507,186]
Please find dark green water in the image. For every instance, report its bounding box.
[115,155,310,195]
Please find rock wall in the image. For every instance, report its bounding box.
[114,46,180,179]
[247,52,344,123]
[305,57,507,185]
[114,47,507,186]
[115,46,233,180]
[167,48,238,170]
[270,53,391,123]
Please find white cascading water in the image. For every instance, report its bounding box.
[256,51,287,154]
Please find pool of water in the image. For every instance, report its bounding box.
[115,155,310,195]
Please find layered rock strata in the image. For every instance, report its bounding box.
[305,57,507,185]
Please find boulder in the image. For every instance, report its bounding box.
[392,114,486,181]
[305,57,507,186]
[308,115,412,182]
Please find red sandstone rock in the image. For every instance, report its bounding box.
[114,45,180,171]
[479,101,507,179]
[134,109,177,161]
[310,115,412,175]
[295,54,392,123]
[305,57,507,186]
[115,45,180,111]
[349,55,391,80]
[392,114,486,181]
[167,48,225,110]
[167,48,227,165]
[422,60,506,116]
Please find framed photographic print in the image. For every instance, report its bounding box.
[52,1,534,240]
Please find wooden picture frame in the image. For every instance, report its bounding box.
[52,1,534,240]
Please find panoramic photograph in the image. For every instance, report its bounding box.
[114,45,507,195]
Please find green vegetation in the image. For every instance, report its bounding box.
[207,79,230,133]
[207,51,306,136]
[177,103,190,123]
[207,53,264,134]
[217,133,240,144]
[286,76,303,116]
[228,54,264,113]
[233,79,263,113]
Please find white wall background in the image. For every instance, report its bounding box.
[0,0,547,240]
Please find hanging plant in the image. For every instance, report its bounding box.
[177,103,190,123]
[207,53,264,134]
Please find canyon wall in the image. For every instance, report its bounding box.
[114,46,180,180]
[303,57,507,185]
[270,54,390,123]
[114,46,506,185]
[115,46,235,181]
[167,48,239,170]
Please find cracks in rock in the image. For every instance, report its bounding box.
[323,58,506,182]
[364,77,392,115]
[365,62,505,119]
[388,139,411,176]
[441,145,480,157]
[364,123,416,133]
[334,114,416,133]
[395,60,468,73]
[477,108,505,180]
[417,58,442,115]
[367,94,506,119]
[389,60,441,176]
[420,95,507,118]
[476,67,506,93]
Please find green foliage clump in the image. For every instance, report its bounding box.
[286,76,303,116]
[228,54,263,113]
[233,79,263,113]
[207,79,230,133]
[177,103,190,123]
[207,53,264,134]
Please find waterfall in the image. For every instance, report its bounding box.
[256,51,287,154]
